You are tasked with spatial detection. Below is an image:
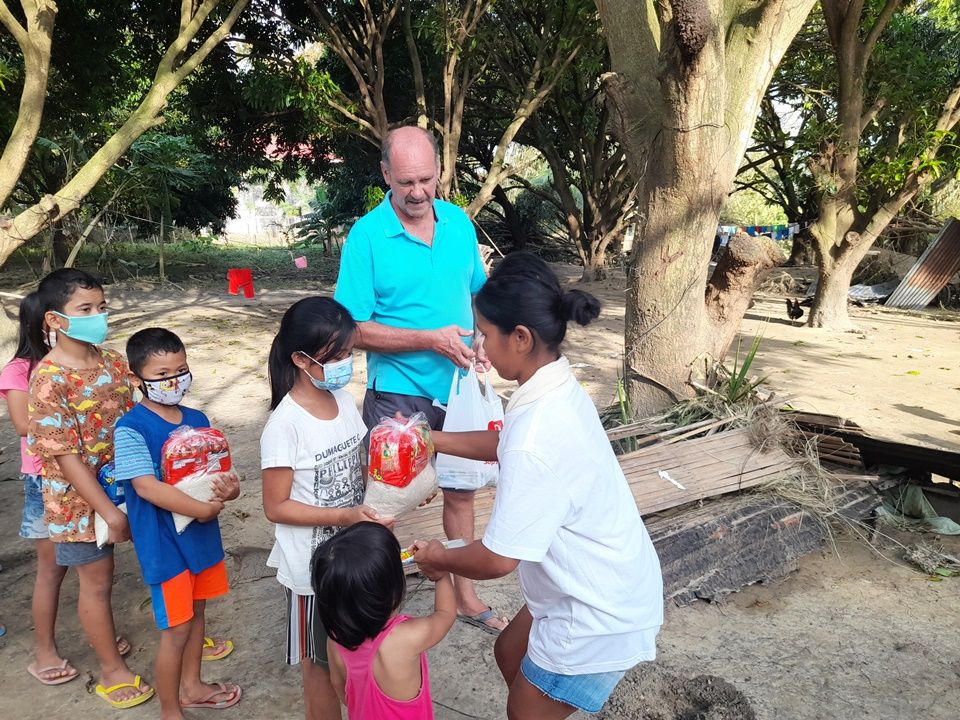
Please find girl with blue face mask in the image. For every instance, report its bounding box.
[260,296,395,719]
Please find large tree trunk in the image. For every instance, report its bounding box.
[786,230,813,266]
[0,1,57,208]
[0,0,250,268]
[806,2,960,329]
[598,0,814,415]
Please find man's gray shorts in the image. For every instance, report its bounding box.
[363,386,473,493]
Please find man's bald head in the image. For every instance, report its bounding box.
[381,126,440,170]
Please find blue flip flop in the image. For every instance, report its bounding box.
[457,608,507,636]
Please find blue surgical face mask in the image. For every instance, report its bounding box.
[54,311,109,345]
[300,352,353,391]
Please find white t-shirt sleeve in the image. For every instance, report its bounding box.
[260,413,298,470]
[482,449,570,562]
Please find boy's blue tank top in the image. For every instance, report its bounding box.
[116,404,224,585]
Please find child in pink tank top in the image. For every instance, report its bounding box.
[312,522,455,720]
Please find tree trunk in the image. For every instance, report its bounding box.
[0,1,57,208]
[491,184,527,251]
[52,221,69,267]
[580,250,607,282]
[786,230,813,266]
[598,0,815,416]
[806,250,862,329]
[0,0,250,268]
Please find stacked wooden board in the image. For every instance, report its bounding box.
[394,421,800,569]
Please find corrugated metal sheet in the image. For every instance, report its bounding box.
[886,218,960,309]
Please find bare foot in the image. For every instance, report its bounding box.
[99,667,153,704]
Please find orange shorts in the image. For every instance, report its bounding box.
[149,560,228,629]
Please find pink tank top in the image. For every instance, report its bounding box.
[337,614,433,720]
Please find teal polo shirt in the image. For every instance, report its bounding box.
[334,193,486,404]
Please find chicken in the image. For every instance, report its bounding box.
[786,298,804,323]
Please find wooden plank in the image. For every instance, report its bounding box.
[395,428,799,573]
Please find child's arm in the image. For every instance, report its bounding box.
[115,426,223,520]
[325,638,347,705]
[262,467,384,527]
[56,453,130,543]
[210,470,241,502]
[390,574,457,655]
[130,475,224,521]
[3,389,29,436]
[432,429,499,462]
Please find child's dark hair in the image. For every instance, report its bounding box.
[12,292,47,368]
[126,328,186,376]
[475,252,601,352]
[37,268,104,314]
[268,296,356,409]
[312,522,406,651]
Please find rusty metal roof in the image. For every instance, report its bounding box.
[885,218,960,309]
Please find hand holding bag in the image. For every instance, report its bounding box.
[435,365,504,491]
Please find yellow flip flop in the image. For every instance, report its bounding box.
[95,674,155,709]
[202,636,234,661]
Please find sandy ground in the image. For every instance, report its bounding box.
[0,269,959,720]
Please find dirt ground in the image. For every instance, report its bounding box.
[1,269,958,720]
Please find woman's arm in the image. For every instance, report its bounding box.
[262,467,386,527]
[413,539,518,581]
[432,429,500,462]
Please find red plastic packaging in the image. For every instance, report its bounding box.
[368,413,433,489]
[161,426,232,485]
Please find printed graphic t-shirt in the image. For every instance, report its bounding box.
[27,348,134,543]
[260,390,367,595]
[0,357,42,474]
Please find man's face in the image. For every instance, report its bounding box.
[381,142,438,221]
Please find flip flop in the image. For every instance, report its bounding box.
[457,608,509,636]
[181,682,242,709]
[201,636,234,661]
[27,658,79,686]
[95,674,155,709]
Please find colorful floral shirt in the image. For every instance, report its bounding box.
[27,348,134,542]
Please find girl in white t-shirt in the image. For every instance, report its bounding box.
[414,253,663,719]
[260,296,393,720]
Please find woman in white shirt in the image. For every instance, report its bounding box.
[414,253,663,719]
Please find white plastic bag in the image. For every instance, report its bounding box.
[435,365,504,491]
[94,503,126,548]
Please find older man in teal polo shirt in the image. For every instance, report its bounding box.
[334,125,508,635]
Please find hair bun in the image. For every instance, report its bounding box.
[560,289,601,326]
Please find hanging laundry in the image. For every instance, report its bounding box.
[227,268,255,298]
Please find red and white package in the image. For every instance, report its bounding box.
[161,427,233,533]
[365,413,437,518]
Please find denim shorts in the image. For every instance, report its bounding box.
[19,473,48,540]
[520,654,627,714]
[54,540,114,567]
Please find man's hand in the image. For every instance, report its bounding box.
[211,470,240,502]
[412,539,447,581]
[431,326,475,368]
[106,511,131,544]
[473,331,491,373]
